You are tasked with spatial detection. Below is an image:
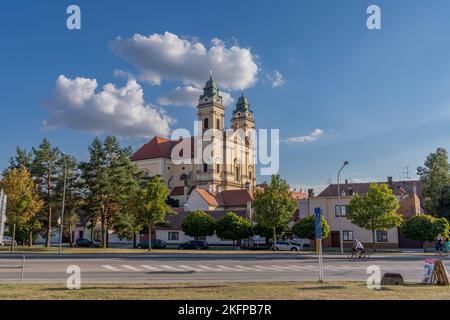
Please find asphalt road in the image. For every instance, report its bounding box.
[0,254,447,284]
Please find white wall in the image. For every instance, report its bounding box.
[156,229,234,245]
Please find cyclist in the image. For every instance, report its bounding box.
[435,234,444,256]
[352,239,365,257]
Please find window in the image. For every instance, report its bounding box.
[203,163,208,173]
[235,166,240,181]
[168,232,179,241]
[343,230,354,241]
[335,205,348,217]
[376,231,388,242]
[204,118,209,129]
[216,119,220,129]
[216,164,220,173]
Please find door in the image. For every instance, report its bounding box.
[331,231,340,248]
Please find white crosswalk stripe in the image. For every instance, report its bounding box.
[386,265,423,271]
[270,265,304,271]
[197,265,223,271]
[159,265,185,272]
[141,265,163,271]
[215,265,246,272]
[253,265,284,271]
[121,265,142,271]
[178,265,205,272]
[285,265,317,271]
[233,265,264,271]
[101,265,121,272]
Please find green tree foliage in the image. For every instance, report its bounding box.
[182,211,216,239]
[348,183,402,246]
[79,136,138,247]
[0,168,43,251]
[215,212,253,249]
[139,176,173,252]
[417,148,450,219]
[252,223,288,243]
[401,215,450,245]
[292,215,330,240]
[7,147,33,172]
[252,175,297,250]
[31,138,60,247]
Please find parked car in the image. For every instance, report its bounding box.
[178,240,209,250]
[274,241,301,251]
[1,236,17,247]
[75,238,102,248]
[137,239,167,249]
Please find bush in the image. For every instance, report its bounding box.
[401,214,449,243]
[181,211,216,238]
[292,215,330,240]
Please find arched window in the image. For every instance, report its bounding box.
[203,163,208,173]
[204,118,209,129]
[216,119,220,129]
[216,164,220,173]
[235,166,240,181]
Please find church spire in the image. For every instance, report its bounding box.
[201,74,219,98]
[233,91,252,114]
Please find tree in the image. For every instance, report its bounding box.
[64,212,80,247]
[215,212,253,249]
[182,211,216,240]
[292,215,330,240]
[417,148,450,217]
[347,183,402,248]
[7,147,33,172]
[401,215,450,248]
[252,175,297,251]
[54,153,82,248]
[139,176,173,252]
[31,138,60,247]
[0,168,43,251]
[252,223,288,244]
[79,136,138,247]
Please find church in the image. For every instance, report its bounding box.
[131,76,257,207]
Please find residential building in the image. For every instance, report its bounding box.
[298,177,422,249]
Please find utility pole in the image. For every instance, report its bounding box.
[337,161,349,255]
[0,190,7,245]
[58,154,67,254]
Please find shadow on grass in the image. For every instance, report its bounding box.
[298,285,345,291]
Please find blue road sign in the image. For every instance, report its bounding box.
[315,208,322,239]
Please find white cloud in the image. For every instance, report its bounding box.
[111,32,259,90]
[285,128,324,144]
[44,75,174,138]
[269,70,285,88]
[158,86,234,108]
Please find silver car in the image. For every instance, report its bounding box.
[1,236,17,246]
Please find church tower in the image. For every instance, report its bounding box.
[193,75,225,191]
[227,93,257,191]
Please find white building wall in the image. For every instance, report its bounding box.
[156,229,233,245]
[299,197,399,245]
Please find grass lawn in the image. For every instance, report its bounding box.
[0,281,449,300]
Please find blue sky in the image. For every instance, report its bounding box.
[2,0,450,192]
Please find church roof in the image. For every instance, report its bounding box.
[130,136,195,161]
[233,92,252,115]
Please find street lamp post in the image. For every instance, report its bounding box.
[337,161,349,255]
[58,154,67,254]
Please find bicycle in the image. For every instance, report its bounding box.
[347,249,369,260]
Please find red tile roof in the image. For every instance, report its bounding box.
[291,191,308,200]
[131,136,195,161]
[192,188,253,208]
[216,189,253,207]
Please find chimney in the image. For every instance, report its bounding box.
[345,179,348,184]
[308,188,314,197]
[387,176,393,188]
[208,184,213,193]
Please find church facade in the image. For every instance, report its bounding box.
[131,76,257,205]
